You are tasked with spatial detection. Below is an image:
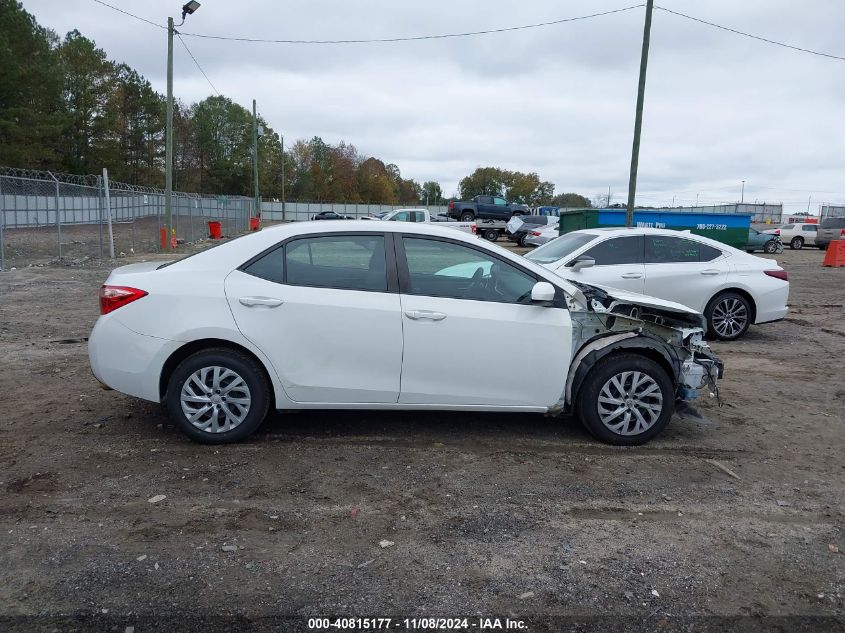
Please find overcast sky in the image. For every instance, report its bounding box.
[21,0,845,211]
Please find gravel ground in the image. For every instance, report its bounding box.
[0,243,843,633]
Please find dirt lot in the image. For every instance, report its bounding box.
[0,244,843,632]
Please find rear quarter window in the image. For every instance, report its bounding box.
[820,218,845,229]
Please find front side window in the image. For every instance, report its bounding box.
[245,234,387,291]
[390,211,410,222]
[581,236,644,266]
[402,237,536,304]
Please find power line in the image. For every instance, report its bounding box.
[178,5,646,44]
[92,0,164,30]
[176,32,220,95]
[655,6,845,62]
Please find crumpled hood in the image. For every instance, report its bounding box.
[591,284,702,316]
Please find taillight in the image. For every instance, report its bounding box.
[774,229,780,235]
[471,223,477,234]
[99,285,148,315]
[531,231,541,236]
[448,201,454,210]
[764,270,788,282]
[840,229,845,237]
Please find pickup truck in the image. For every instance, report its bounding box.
[447,195,530,222]
[362,208,477,235]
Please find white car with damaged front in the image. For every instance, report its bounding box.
[89,221,722,446]
[525,228,789,341]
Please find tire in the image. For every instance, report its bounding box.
[746,249,755,253]
[763,240,778,254]
[576,353,674,446]
[517,234,527,247]
[460,211,475,222]
[818,243,827,251]
[483,228,499,242]
[790,237,803,250]
[165,347,270,444]
[704,291,752,341]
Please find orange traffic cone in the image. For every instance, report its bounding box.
[822,240,845,267]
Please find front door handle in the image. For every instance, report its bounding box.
[239,296,283,308]
[404,310,447,321]
[620,272,642,279]
[700,269,720,276]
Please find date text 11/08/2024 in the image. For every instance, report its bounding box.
[307,617,528,630]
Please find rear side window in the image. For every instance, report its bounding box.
[582,236,643,266]
[645,236,720,263]
[244,235,387,291]
[802,225,817,232]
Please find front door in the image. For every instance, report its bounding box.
[395,235,572,407]
[224,233,403,403]
[558,235,646,294]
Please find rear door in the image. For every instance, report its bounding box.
[801,223,818,245]
[642,235,727,313]
[557,235,645,294]
[224,232,403,403]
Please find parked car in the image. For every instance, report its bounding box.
[361,207,476,235]
[89,221,722,446]
[762,223,818,249]
[524,227,789,341]
[446,195,529,222]
[506,215,558,246]
[745,228,779,253]
[524,223,560,247]
[815,216,845,250]
[311,211,354,220]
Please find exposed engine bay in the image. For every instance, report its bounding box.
[556,281,724,413]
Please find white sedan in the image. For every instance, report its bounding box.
[525,227,789,340]
[89,222,722,445]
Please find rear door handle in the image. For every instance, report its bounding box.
[700,269,720,276]
[404,310,447,321]
[620,272,642,279]
[239,296,283,308]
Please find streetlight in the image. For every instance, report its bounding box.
[741,180,745,204]
[164,2,202,251]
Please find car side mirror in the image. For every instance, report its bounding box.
[531,281,556,304]
[570,256,595,272]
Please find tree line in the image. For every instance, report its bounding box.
[0,0,592,207]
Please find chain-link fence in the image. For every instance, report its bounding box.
[260,200,449,223]
[0,167,256,269]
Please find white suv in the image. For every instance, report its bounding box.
[762,223,818,249]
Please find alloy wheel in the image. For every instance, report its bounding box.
[180,365,252,433]
[596,371,663,436]
[711,297,748,338]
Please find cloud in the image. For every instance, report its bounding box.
[21,0,845,208]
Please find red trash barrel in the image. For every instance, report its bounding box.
[249,217,260,231]
[208,221,222,239]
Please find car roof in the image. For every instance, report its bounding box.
[563,226,752,256]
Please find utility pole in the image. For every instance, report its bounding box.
[807,195,811,213]
[607,185,612,208]
[741,180,745,203]
[252,99,260,218]
[164,2,201,251]
[625,0,654,227]
[281,135,286,221]
[164,16,174,251]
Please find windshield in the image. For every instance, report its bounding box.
[525,232,597,264]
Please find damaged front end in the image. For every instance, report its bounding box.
[556,282,723,414]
